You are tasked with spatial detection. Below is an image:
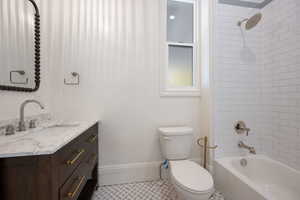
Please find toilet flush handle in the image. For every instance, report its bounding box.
[163,136,171,141]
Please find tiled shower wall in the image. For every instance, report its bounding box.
[214,0,300,171]
[259,0,300,170]
[214,2,263,158]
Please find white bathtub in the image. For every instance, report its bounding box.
[214,155,300,200]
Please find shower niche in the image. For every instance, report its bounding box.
[0,0,41,92]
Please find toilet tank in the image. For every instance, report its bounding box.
[158,127,193,160]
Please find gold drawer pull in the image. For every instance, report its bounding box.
[88,135,97,143]
[67,149,85,165]
[67,176,85,198]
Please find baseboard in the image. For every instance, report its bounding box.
[99,159,212,186]
[99,161,162,186]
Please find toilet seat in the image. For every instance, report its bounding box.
[170,160,214,194]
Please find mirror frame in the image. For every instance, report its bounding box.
[0,0,41,92]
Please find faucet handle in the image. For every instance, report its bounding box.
[238,141,244,147]
[29,119,38,129]
[245,128,251,136]
[0,125,15,136]
[234,121,250,136]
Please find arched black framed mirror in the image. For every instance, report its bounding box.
[0,0,41,92]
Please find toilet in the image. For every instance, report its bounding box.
[158,127,214,200]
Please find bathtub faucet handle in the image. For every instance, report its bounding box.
[245,127,250,136]
[235,121,251,136]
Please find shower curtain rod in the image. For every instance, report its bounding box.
[219,0,273,9]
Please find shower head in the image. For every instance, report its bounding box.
[238,13,262,30]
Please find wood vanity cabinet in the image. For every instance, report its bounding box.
[0,123,99,200]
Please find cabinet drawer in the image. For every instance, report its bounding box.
[60,163,87,200]
[85,133,98,153]
[83,126,98,170]
[82,125,98,176]
[84,145,98,179]
[58,141,87,185]
[58,124,98,186]
[83,125,98,146]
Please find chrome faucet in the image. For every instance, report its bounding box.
[18,100,45,132]
[238,141,256,154]
[0,125,15,136]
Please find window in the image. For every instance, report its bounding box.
[161,0,200,96]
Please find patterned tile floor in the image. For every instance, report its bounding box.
[92,180,224,200]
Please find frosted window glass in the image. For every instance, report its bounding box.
[167,0,194,43]
[168,45,193,87]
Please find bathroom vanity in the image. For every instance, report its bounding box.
[0,121,99,200]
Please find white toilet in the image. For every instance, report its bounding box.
[158,127,214,200]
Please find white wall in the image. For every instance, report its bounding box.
[1,0,212,185]
[46,0,212,184]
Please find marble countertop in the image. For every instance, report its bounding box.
[0,120,98,158]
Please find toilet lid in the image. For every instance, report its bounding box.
[170,160,214,193]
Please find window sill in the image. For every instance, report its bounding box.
[160,89,201,97]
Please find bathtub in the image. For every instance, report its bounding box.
[214,155,300,200]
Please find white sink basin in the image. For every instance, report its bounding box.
[42,121,80,129]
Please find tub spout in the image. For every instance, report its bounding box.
[238,141,256,154]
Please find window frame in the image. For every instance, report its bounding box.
[160,0,201,97]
